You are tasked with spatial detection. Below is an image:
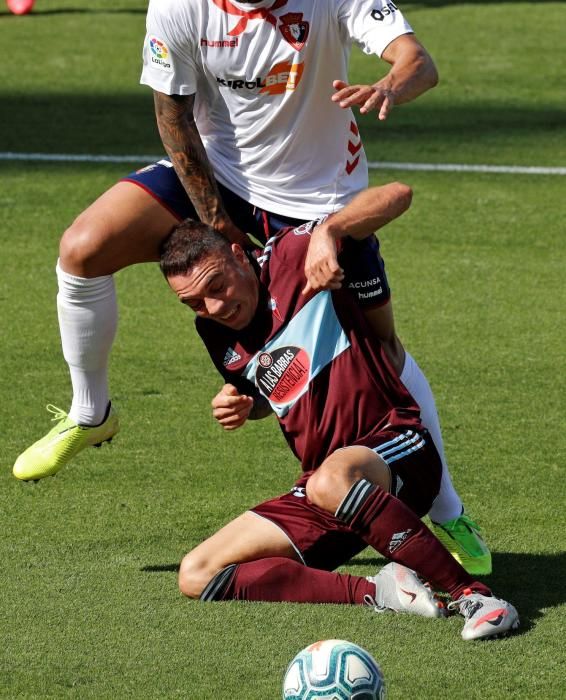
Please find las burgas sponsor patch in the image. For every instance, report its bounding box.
[255,346,310,404]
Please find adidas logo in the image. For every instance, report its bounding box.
[388,529,412,554]
[394,475,404,496]
[223,347,241,366]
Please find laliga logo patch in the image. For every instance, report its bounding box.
[149,37,172,72]
[279,12,309,51]
[256,346,310,404]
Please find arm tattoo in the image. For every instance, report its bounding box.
[153,91,228,228]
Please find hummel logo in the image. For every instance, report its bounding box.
[388,529,412,553]
[223,347,241,366]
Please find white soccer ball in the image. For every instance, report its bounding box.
[282,639,386,700]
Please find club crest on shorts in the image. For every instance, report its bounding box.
[279,13,309,51]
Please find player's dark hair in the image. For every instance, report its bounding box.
[159,219,232,278]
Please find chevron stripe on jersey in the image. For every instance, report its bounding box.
[372,430,426,464]
[241,290,350,417]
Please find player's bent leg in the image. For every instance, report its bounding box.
[184,502,432,613]
[361,301,491,576]
[13,182,179,481]
[305,445,392,512]
[59,181,179,277]
[399,352,492,575]
[306,447,443,618]
[178,511,300,599]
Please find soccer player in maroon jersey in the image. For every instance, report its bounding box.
[160,183,518,641]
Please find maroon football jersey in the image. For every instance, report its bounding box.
[197,225,422,471]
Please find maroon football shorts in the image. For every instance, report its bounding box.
[251,428,441,571]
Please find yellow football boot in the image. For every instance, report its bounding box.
[13,404,119,481]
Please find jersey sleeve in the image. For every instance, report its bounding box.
[140,0,199,96]
[195,318,261,399]
[336,0,413,57]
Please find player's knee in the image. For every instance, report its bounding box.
[178,552,217,599]
[306,465,345,510]
[59,218,111,277]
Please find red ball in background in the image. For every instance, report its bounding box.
[7,0,35,15]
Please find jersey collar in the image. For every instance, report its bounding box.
[211,0,288,36]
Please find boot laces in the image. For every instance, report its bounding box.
[46,404,68,423]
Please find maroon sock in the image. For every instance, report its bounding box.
[336,479,490,600]
[205,557,375,604]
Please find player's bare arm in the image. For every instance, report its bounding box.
[153,91,248,245]
[332,34,438,121]
[303,183,412,294]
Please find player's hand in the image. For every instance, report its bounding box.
[332,79,395,121]
[211,384,254,430]
[216,219,254,248]
[302,225,344,295]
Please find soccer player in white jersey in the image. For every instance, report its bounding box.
[13,0,491,575]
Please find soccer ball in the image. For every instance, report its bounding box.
[7,0,35,15]
[283,639,386,700]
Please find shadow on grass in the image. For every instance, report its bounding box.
[142,564,179,573]
[1,93,564,160]
[143,551,565,632]
[347,551,565,631]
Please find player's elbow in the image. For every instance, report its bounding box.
[390,182,413,212]
[428,61,439,89]
[411,44,439,90]
[421,50,439,89]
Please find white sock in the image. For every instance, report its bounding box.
[56,261,117,426]
[400,351,463,523]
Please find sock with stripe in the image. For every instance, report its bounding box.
[336,479,490,600]
[200,558,375,604]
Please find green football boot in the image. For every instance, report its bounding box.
[430,514,492,576]
[13,404,119,481]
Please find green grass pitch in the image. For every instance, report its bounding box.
[1,1,565,698]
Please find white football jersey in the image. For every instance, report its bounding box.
[141,0,413,219]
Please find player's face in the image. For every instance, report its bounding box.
[167,245,260,330]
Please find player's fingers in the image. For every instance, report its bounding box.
[359,89,386,115]
[211,395,250,413]
[327,259,344,275]
[213,403,251,423]
[378,95,393,121]
[332,79,348,90]
[332,85,363,104]
[217,410,248,425]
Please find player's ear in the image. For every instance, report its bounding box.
[231,243,247,264]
